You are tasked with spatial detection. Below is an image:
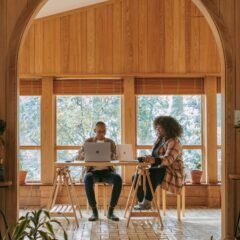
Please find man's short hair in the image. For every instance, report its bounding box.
[95,121,106,127]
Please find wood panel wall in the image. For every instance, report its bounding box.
[19,184,221,208]
[19,0,221,76]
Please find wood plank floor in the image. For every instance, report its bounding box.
[20,208,221,240]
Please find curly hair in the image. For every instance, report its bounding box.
[153,116,183,139]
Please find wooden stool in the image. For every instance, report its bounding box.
[47,167,82,227]
[87,183,108,216]
[161,184,186,221]
[124,165,164,228]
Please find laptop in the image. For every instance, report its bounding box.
[116,144,133,161]
[84,142,111,162]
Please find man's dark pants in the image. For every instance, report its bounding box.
[84,169,122,208]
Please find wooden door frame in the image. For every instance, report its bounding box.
[6,0,233,238]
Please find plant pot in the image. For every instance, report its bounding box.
[191,170,203,184]
[19,170,28,185]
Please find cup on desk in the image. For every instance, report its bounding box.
[137,156,145,163]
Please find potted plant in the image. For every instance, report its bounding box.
[191,161,203,184]
[19,162,28,185]
[0,208,68,239]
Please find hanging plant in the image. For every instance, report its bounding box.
[0,120,6,136]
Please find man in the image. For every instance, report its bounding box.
[75,121,122,221]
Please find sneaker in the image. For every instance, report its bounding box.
[134,199,151,210]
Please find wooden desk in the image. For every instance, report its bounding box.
[50,161,145,227]
[51,161,163,227]
[55,160,143,168]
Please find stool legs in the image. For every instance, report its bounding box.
[177,194,181,221]
[103,184,107,216]
[161,187,186,220]
[182,186,186,217]
[162,189,166,216]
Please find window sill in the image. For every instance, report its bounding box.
[20,182,222,187]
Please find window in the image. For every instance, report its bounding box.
[217,94,222,181]
[56,96,122,181]
[19,96,41,181]
[57,96,121,146]
[137,95,202,175]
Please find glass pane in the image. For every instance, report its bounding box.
[182,149,202,181]
[137,149,152,157]
[217,149,221,181]
[19,96,41,146]
[217,94,222,145]
[57,96,121,146]
[137,96,201,145]
[57,150,83,183]
[19,150,41,181]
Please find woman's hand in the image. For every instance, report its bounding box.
[144,155,155,164]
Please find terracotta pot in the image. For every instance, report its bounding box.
[19,170,28,185]
[191,170,203,184]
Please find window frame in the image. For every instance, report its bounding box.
[136,94,205,181]
[54,94,123,179]
[19,95,42,183]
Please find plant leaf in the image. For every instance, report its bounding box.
[38,230,50,240]
[45,222,54,235]
[43,210,51,220]
[12,219,29,239]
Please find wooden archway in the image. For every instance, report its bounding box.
[2,0,236,238]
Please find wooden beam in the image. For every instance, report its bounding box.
[122,77,136,184]
[204,76,218,183]
[19,73,221,80]
[41,77,55,184]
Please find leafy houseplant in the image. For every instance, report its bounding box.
[0,209,68,240]
[191,161,203,184]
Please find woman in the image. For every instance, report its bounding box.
[134,116,184,210]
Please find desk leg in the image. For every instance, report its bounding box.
[51,175,61,210]
[47,172,58,209]
[146,173,164,228]
[64,176,79,228]
[124,169,138,218]
[68,172,82,218]
[127,175,141,227]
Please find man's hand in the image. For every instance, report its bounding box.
[144,156,155,164]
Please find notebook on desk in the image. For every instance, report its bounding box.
[116,144,133,161]
[84,142,111,162]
